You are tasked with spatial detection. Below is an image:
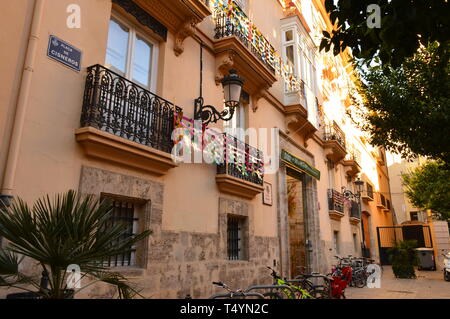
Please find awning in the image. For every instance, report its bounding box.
[281,149,320,180]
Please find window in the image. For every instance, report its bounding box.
[366,183,374,199]
[327,160,335,190]
[410,211,418,221]
[100,194,147,268]
[223,92,248,141]
[333,231,340,255]
[227,215,247,260]
[105,16,158,90]
[281,20,319,128]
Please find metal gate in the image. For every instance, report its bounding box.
[376,225,433,265]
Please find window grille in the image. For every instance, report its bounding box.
[101,197,138,267]
[227,216,244,260]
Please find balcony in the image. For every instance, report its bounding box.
[361,183,374,202]
[285,80,317,144]
[328,189,345,221]
[216,134,264,199]
[343,145,361,177]
[384,199,391,212]
[323,122,347,162]
[128,0,212,55]
[349,200,361,225]
[212,3,277,111]
[371,148,386,166]
[75,64,180,176]
[376,192,387,209]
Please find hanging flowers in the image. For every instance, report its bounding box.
[210,0,303,92]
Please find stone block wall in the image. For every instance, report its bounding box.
[78,166,278,299]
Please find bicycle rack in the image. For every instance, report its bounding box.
[244,284,296,298]
[209,291,265,299]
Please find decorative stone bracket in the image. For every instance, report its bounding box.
[343,159,361,178]
[174,19,197,56]
[213,37,277,113]
[324,141,347,163]
[133,0,212,56]
[285,104,317,148]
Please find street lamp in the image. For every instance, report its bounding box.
[355,178,364,195]
[194,69,245,127]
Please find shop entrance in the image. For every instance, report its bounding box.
[286,168,307,278]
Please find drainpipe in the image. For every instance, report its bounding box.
[0,0,45,206]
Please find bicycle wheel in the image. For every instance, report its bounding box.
[263,292,285,299]
[355,274,367,288]
[309,287,331,299]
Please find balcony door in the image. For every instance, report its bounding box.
[223,93,248,142]
[105,15,158,92]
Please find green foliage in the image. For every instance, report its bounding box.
[388,240,419,279]
[0,190,151,299]
[402,160,450,220]
[320,0,449,67]
[351,42,450,164]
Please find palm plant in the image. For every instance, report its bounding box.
[0,190,151,299]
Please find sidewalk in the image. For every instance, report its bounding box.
[346,266,450,299]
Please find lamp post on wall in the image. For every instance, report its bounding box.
[194,69,244,127]
[342,178,368,258]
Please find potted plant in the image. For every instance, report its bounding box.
[387,240,419,279]
[0,190,151,299]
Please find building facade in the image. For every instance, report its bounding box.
[387,153,450,269]
[0,0,393,298]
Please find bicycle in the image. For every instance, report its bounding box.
[209,281,265,299]
[266,266,313,299]
[292,272,333,299]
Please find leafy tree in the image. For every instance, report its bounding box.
[402,160,450,220]
[350,42,450,164]
[320,0,449,66]
[0,190,151,299]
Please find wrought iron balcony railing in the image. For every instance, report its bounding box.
[217,134,264,186]
[324,122,346,150]
[366,183,374,200]
[213,4,276,74]
[345,145,361,164]
[328,189,344,213]
[376,192,387,208]
[80,64,181,154]
[350,200,361,219]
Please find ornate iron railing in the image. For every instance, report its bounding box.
[328,189,344,213]
[213,5,276,73]
[350,200,361,219]
[324,121,346,150]
[376,192,387,207]
[345,144,361,164]
[366,183,374,199]
[80,64,182,154]
[217,134,264,186]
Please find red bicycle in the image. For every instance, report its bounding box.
[329,256,353,299]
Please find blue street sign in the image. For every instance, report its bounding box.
[47,35,82,72]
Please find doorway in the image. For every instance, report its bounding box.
[286,168,307,278]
